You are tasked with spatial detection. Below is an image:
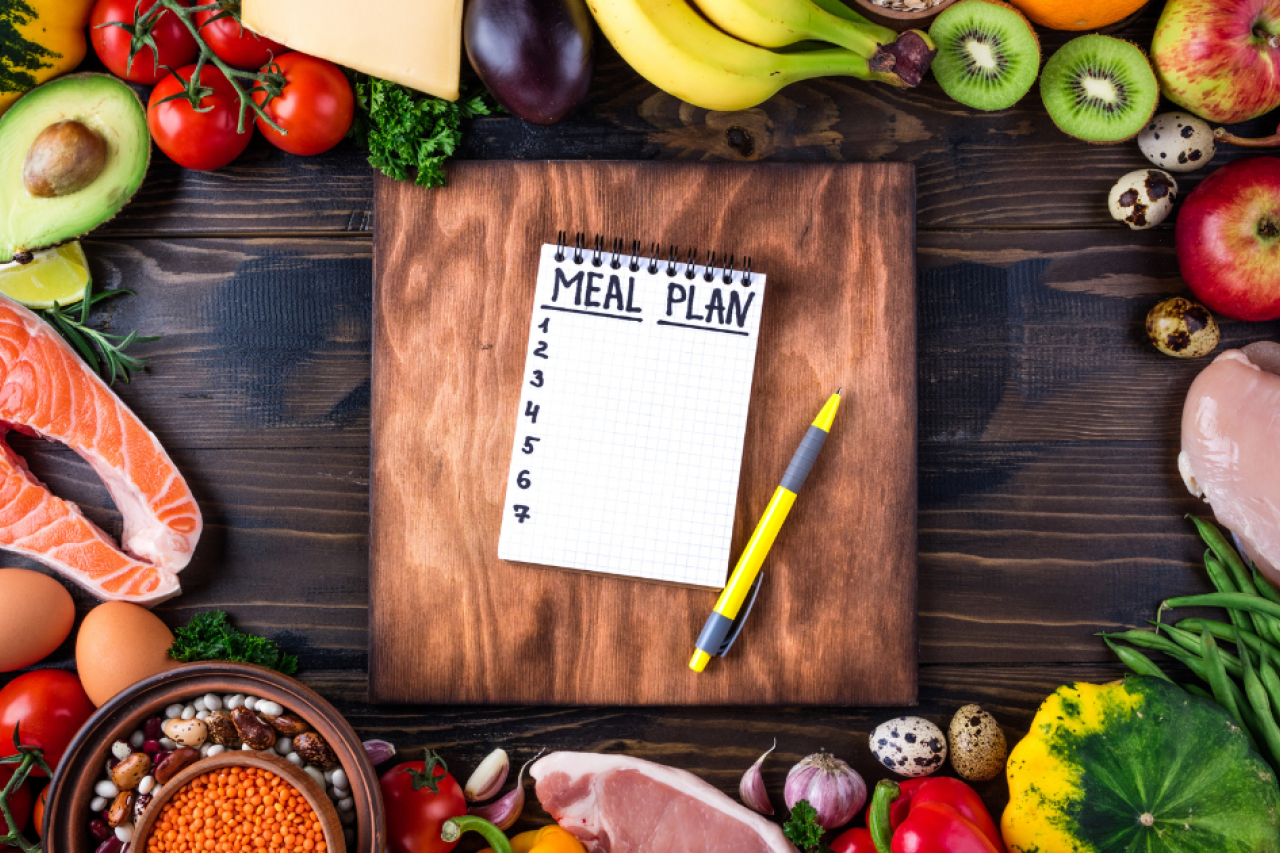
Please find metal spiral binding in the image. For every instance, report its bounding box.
[554,233,754,285]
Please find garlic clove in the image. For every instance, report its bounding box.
[739,740,776,816]
[465,748,510,802]
[363,739,397,766]
[783,752,866,830]
[468,750,542,830]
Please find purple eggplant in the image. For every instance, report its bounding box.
[464,0,594,125]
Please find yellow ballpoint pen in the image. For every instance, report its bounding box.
[690,389,841,672]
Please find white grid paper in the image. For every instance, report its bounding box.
[497,244,767,588]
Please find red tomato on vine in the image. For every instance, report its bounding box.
[0,670,96,777]
[148,64,255,171]
[380,750,468,853]
[195,5,288,70]
[252,54,354,156]
[91,0,199,85]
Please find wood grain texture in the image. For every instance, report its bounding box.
[370,162,917,705]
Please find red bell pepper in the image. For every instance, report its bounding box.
[863,778,1005,853]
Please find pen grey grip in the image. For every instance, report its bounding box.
[780,426,828,493]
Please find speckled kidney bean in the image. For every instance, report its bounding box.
[105,791,133,827]
[109,753,151,791]
[152,746,200,785]
[230,707,276,750]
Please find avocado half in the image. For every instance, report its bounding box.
[0,73,150,263]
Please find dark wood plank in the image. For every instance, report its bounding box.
[371,162,917,705]
[94,8,1280,236]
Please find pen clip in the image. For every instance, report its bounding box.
[716,573,764,657]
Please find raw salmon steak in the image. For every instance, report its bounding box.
[0,295,200,604]
[531,752,798,853]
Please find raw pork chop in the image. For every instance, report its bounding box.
[0,295,200,603]
[531,752,798,853]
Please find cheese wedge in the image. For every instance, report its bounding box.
[242,0,462,101]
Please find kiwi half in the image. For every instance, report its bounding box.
[929,0,1040,112]
[1040,35,1158,143]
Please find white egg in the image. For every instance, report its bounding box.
[1108,169,1178,230]
[870,716,947,778]
[1138,112,1215,173]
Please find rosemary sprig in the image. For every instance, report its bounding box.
[0,724,52,853]
[38,282,160,385]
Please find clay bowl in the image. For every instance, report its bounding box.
[848,0,960,30]
[43,662,384,853]
[131,751,344,853]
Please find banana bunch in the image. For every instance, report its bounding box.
[585,0,937,112]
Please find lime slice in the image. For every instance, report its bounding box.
[0,241,90,309]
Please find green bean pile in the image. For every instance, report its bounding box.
[1103,517,1280,774]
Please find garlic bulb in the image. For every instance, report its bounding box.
[783,752,866,830]
[739,741,776,815]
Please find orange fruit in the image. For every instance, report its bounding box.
[1007,0,1148,30]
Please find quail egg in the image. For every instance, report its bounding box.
[947,704,1007,782]
[870,716,946,778]
[1146,297,1219,358]
[1138,112,1216,173]
[1108,169,1177,230]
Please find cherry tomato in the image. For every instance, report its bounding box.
[252,54,354,156]
[195,5,288,69]
[90,0,198,85]
[379,751,467,853]
[148,64,254,171]
[31,785,47,838]
[831,827,878,853]
[0,670,96,777]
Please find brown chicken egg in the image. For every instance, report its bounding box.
[76,601,179,706]
[0,568,74,671]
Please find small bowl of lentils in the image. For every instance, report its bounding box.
[42,662,386,853]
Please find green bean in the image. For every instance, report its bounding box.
[1255,570,1280,605]
[1202,628,1246,727]
[1158,623,1242,677]
[1192,515,1256,591]
[1237,629,1280,768]
[1104,639,1172,682]
[1160,639,1261,748]
[1164,593,1280,622]
[1176,618,1280,667]
[1206,552,1254,635]
[1261,657,1280,718]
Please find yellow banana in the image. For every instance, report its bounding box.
[688,0,895,54]
[585,0,910,112]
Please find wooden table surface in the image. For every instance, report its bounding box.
[8,3,1280,826]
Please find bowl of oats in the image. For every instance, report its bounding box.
[850,0,960,30]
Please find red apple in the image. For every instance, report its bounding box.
[1152,0,1280,124]
[1177,157,1280,321]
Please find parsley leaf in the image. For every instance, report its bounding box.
[347,74,499,188]
[168,611,299,675]
[783,800,831,853]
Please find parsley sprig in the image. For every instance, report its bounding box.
[783,800,832,853]
[169,611,299,674]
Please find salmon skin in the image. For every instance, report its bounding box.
[0,295,199,604]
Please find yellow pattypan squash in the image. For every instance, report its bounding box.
[0,0,96,115]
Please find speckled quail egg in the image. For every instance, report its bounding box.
[869,716,947,778]
[1108,169,1177,230]
[1146,297,1220,358]
[1138,112,1216,173]
[947,705,1007,782]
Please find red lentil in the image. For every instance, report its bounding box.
[145,767,327,853]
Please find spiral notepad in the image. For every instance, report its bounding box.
[497,235,767,588]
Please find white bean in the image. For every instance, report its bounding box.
[138,776,155,796]
[286,752,303,766]
[304,766,325,787]
[242,744,254,751]
[196,710,210,722]
[331,769,348,790]
[160,738,176,750]
[129,730,145,749]
[180,705,197,720]
[94,780,120,799]
[203,693,223,711]
[323,769,336,783]
[115,824,134,842]
[207,745,225,757]
[337,798,354,812]
[331,787,350,801]
[226,695,244,710]
[164,704,183,719]
[90,796,108,813]
[200,744,214,757]
[275,738,293,756]
[111,741,132,760]
[243,696,258,711]
[256,701,283,716]
[192,697,206,712]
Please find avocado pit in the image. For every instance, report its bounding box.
[22,120,107,199]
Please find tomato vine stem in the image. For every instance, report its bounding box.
[0,724,52,853]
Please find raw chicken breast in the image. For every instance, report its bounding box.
[1180,345,1280,584]
[531,752,798,853]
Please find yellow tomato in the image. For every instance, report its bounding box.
[0,0,96,115]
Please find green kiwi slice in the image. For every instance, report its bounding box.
[929,0,1040,112]
[1040,35,1159,143]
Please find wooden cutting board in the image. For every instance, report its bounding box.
[370,161,917,705]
